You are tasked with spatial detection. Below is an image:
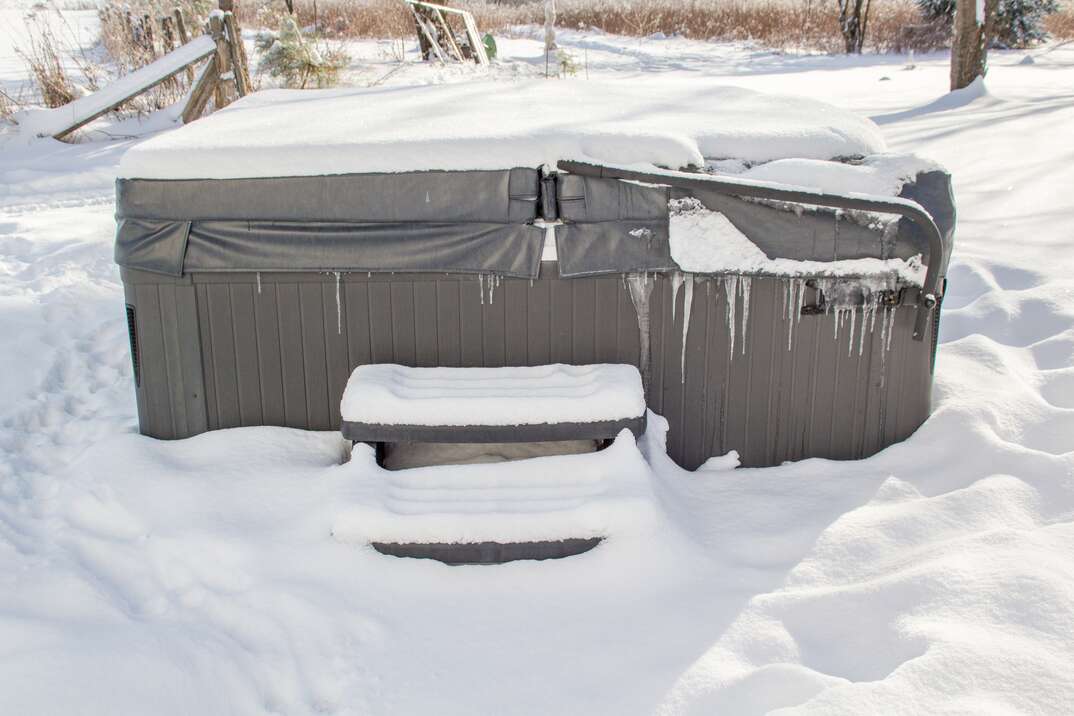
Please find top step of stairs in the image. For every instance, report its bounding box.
[340,364,646,444]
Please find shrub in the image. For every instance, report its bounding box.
[255,15,350,88]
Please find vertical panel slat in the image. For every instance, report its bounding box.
[549,275,573,363]
[413,280,439,367]
[345,281,372,370]
[682,279,711,470]
[435,279,462,367]
[253,280,285,427]
[207,283,241,428]
[230,282,264,426]
[195,283,219,430]
[459,278,484,366]
[504,279,528,366]
[276,282,309,428]
[594,278,619,363]
[721,281,749,461]
[299,282,330,430]
[156,282,187,437]
[175,283,208,435]
[662,276,686,463]
[323,279,350,428]
[701,281,728,465]
[526,277,551,366]
[135,284,174,438]
[828,308,858,460]
[389,282,416,365]
[368,282,395,364]
[571,279,596,364]
[482,280,506,367]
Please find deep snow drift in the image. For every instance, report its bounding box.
[2,22,1074,716]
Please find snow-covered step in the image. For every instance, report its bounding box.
[331,430,661,563]
[340,363,647,444]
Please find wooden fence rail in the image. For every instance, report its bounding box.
[46,0,251,140]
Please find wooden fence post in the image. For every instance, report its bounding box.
[209,13,232,109]
[142,15,157,57]
[173,8,190,43]
[218,0,252,96]
[181,58,220,124]
[223,14,249,96]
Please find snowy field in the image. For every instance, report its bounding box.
[2,11,1074,715]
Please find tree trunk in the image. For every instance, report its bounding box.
[951,0,997,90]
[544,0,557,52]
[838,0,869,54]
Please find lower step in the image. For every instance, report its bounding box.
[371,537,602,565]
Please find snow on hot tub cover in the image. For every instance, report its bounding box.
[113,78,953,279]
[118,79,887,179]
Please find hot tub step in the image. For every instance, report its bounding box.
[340,363,647,445]
[371,538,602,565]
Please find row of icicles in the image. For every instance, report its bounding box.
[257,271,901,385]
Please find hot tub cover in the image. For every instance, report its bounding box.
[113,79,953,280]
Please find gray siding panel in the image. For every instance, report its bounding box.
[253,281,286,427]
[122,268,937,469]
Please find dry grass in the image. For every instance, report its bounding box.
[236,0,932,53]
[1045,3,1074,38]
[17,11,85,107]
[96,0,215,111]
[0,89,16,122]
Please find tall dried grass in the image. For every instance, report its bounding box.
[1045,3,1074,38]
[236,0,930,53]
[0,89,16,122]
[96,0,214,111]
[16,9,101,108]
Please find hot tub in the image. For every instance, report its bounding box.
[113,79,954,468]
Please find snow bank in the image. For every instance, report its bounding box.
[669,197,926,283]
[341,363,645,426]
[117,79,887,179]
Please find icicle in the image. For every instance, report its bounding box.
[846,307,857,356]
[739,276,752,355]
[479,274,485,305]
[723,275,738,358]
[626,273,655,391]
[859,299,875,356]
[884,306,897,353]
[256,271,262,295]
[785,278,806,351]
[671,272,684,323]
[679,274,694,383]
[334,272,342,335]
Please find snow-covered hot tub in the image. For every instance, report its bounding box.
[113,79,955,468]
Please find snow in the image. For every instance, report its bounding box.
[340,363,646,426]
[669,197,926,284]
[116,78,888,178]
[735,153,942,197]
[3,22,1074,716]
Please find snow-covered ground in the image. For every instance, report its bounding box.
[2,20,1074,715]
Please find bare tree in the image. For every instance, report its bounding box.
[951,0,998,90]
[837,0,872,53]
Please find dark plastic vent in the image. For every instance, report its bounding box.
[125,304,140,387]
